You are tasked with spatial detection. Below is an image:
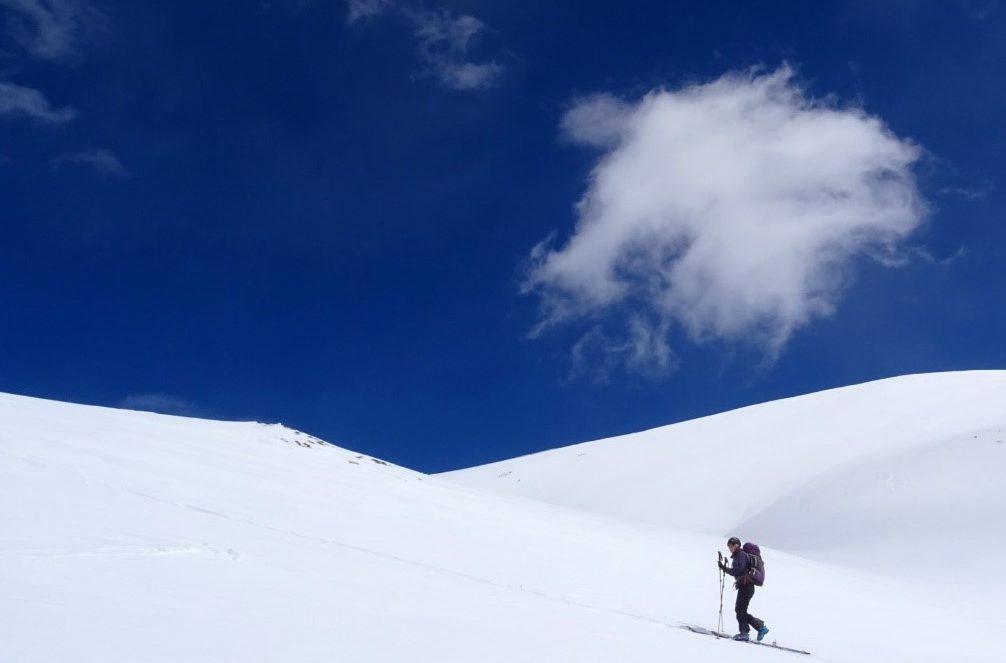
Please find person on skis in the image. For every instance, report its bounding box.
[718,536,770,642]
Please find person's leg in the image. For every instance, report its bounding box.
[745,587,763,630]
[735,584,754,633]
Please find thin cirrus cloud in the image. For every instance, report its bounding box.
[524,66,927,377]
[347,1,504,91]
[0,0,104,62]
[409,10,503,91]
[117,393,211,419]
[0,80,75,123]
[346,0,391,23]
[958,0,997,19]
[51,149,129,177]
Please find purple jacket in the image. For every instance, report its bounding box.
[724,550,751,581]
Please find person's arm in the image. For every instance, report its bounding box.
[722,553,745,578]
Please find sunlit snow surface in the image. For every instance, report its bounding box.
[3,371,1004,661]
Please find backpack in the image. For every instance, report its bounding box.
[742,542,765,586]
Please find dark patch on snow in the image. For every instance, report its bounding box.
[280,430,329,449]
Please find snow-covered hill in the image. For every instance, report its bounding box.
[2,373,1003,662]
[444,371,1006,569]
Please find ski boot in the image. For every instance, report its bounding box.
[756,625,770,642]
[732,632,750,641]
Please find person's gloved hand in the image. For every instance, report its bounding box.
[718,561,728,572]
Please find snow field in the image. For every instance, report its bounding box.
[2,372,1004,661]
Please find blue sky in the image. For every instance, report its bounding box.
[1,0,1003,472]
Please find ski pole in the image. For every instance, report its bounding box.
[717,551,725,632]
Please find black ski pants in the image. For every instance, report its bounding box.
[735,583,764,634]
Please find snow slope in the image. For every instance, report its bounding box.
[2,373,1003,662]
[444,371,1006,644]
[444,372,1006,545]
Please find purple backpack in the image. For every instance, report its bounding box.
[742,542,765,586]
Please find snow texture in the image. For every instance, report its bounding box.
[3,370,1004,661]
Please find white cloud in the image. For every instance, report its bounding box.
[346,2,504,91]
[0,80,75,123]
[428,59,503,91]
[52,149,129,177]
[0,0,103,61]
[525,66,926,373]
[346,0,391,23]
[410,10,503,90]
[559,94,634,148]
[939,182,994,201]
[568,316,677,384]
[413,11,482,52]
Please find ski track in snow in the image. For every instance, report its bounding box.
[125,478,686,635]
[110,489,828,659]
[0,544,242,561]
[5,439,685,639]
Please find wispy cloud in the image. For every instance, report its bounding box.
[51,148,129,177]
[118,393,209,418]
[959,0,998,20]
[0,80,75,123]
[346,0,391,23]
[525,66,927,376]
[0,0,104,61]
[409,9,503,90]
[346,1,505,91]
[569,317,677,384]
[939,182,995,201]
[559,94,634,148]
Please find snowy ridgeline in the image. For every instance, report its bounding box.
[444,371,1006,575]
[2,371,1005,662]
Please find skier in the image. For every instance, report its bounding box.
[718,536,770,642]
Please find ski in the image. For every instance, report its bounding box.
[680,624,811,655]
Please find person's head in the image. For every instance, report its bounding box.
[727,536,741,553]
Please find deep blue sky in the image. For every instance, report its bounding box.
[2,1,1004,472]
